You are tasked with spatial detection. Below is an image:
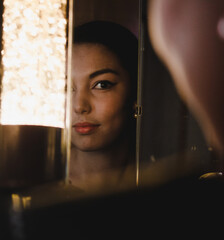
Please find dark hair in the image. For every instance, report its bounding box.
[73,21,138,102]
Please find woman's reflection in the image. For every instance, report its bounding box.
[69,21,138,192]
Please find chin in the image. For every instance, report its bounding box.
[72,139,117,152]
[71,140,103,152]
[77,146,100,152]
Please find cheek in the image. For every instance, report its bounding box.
[94,94,129,125]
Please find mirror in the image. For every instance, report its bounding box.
[70,0,219,193]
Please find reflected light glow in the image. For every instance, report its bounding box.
[1,0,67,128]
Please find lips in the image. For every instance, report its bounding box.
[73,122,100,134]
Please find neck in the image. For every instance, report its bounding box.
[69,136,135,192]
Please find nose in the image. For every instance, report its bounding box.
[72,89,91,114]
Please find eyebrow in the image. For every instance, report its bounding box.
[89,68,119,79]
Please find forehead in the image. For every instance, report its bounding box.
[72,43,121,71]
[72,43,130,84]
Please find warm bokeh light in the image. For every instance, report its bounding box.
[1,0,67,128]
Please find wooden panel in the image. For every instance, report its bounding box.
[74,0,139,36]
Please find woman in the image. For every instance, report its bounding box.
[69,21,138,192]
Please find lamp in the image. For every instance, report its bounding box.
[0,0,73,188]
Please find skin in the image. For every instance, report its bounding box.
[71,43,132,151]
[70,43,135,190]
[148,0,224,159]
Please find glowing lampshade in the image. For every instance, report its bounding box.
[0,0,73,188]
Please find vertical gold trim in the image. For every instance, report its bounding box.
[65,0,74,184]
[135,0,143,187]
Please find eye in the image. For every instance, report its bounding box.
[92,80,116,90]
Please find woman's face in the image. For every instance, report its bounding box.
[71,43,132,151]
